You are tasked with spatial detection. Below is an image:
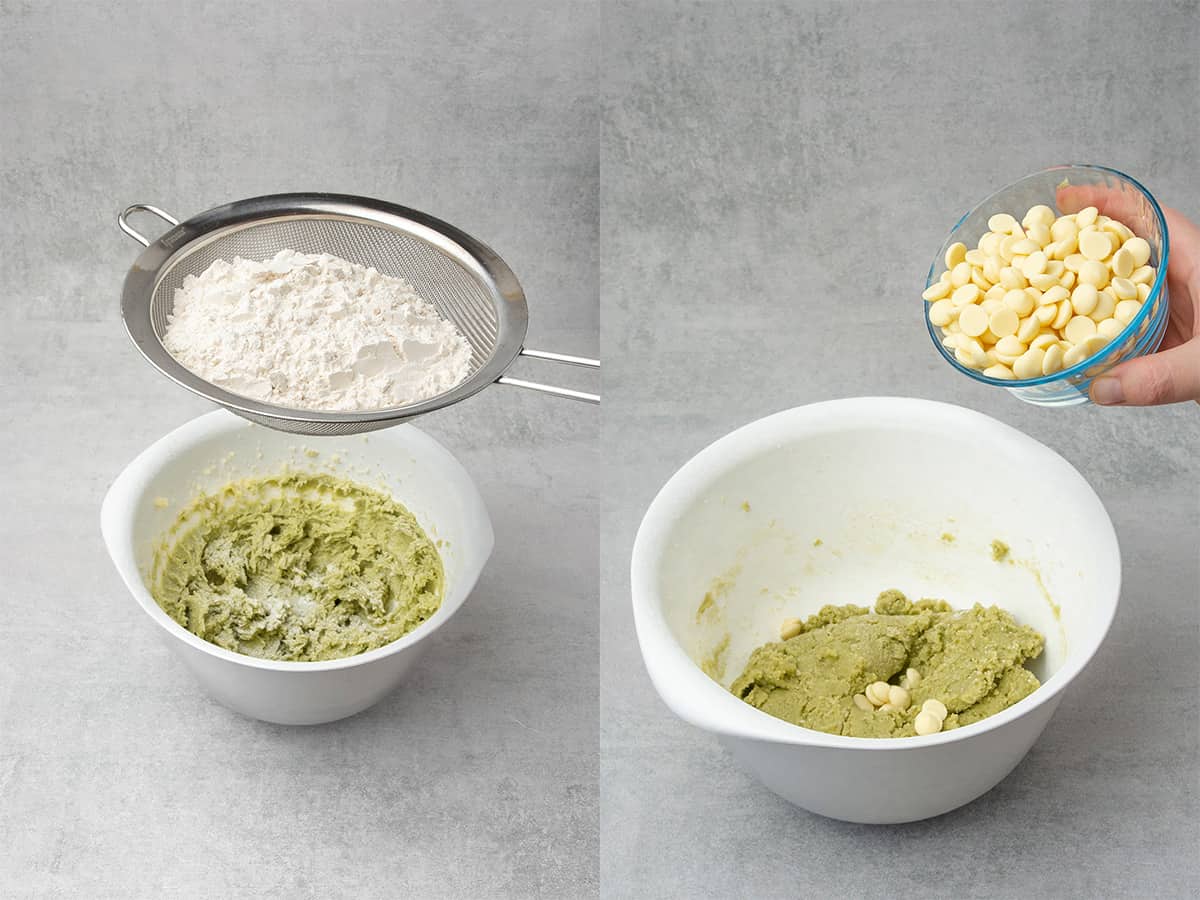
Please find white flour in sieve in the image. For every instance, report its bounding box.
[162,249,473,411]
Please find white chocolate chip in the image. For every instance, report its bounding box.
[1012,347,1045,380]
[1022,312,1051,343]
[1002,288,1035,316]
[1077,334,1111,357]
[1078,229,1115,261]
[1091,288,1117,322]
[988,307,1019,338]
[853,693,873,712]
[1111,277,1137,301]
[1042,342,1065,375]
[1077,259,1109,289]
[1051,300,1073,332]
[780,618,803,641]
[1064,315,1098,344]
[929,298,956,327]
[888,685,911,710]
[1070,283,1099,317]
[1023,204,1056,229]
[1114,299,1142,325]
[923,281,952,302]
[945,242,968,268]
[958,304,989,338]
[998,267,1026,290]
[1050,217,1079,243]
[1123,236,1151,267]
[1063,334,1110,368]
[1062,343,1086,368]
[866,681,891,707]
[1130,264,1155,285]
[1110,247,1134,279]
[988,213,1019,234]
[952,283,981,306]
[914,711,943,736]
[921,698,948,721]
[1039,285,1069,307]
[1027,272,1057,292]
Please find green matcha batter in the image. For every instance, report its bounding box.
[152,472,444,662]
[730,590,1043,738]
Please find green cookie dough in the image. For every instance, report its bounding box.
[730,589,1043,738]
[151,472,444,662]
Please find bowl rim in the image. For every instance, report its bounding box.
[100,409,495,672]
[924,163,1170,389]
[630,396,1121,750]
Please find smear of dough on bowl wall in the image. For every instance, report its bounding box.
[662,431,1080,713]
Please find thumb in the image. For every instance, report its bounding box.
[1090,339,1200,406]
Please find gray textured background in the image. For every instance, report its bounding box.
[0,1,597,897]
[3,0,1199,898]
[602,2,1199,899]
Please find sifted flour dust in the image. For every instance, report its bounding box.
[162,249,472,411]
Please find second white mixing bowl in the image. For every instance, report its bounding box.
[632,397,1120,823]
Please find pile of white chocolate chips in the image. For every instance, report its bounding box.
[853,669,949,736]
[923,204,1157,380]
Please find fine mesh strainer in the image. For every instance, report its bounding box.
[118,193,599,436]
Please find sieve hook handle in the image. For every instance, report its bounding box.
[496,348,600,404]
[118,204,180,246]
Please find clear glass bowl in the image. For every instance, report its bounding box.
[925,165,1170,407]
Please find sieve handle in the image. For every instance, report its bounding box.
[517,348,599,369]
[118,204,180,246]
[496,348,600,403]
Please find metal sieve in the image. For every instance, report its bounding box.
[118,193,599,436]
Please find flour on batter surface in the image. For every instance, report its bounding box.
[163,250,472,411]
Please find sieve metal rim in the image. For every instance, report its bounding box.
[119,193,528,425]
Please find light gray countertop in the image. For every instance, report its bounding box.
[602,2,1198,899]
[0,2,598,897]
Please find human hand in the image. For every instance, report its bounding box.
[1056,183,1200,406]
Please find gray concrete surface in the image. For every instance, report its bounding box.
[0,2,597,898]
[602,2,1199,899]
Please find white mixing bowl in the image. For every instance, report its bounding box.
[631,397,1120,823]
[101,410,493,725]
